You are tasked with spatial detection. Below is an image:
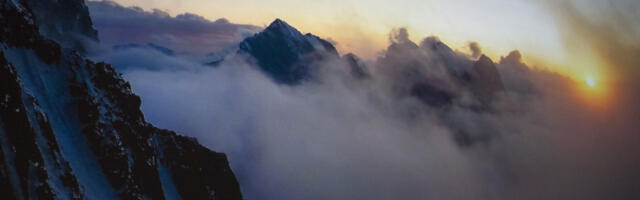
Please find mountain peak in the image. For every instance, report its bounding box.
[271,18,287,26]
[264,18,302,37]
[239,18,339,84]
[421,36,455,55]
[478,54,492,62]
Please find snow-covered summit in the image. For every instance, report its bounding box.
[239,19,339,84]
[264,18,305,40]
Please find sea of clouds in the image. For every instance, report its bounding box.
[86,1,640,199]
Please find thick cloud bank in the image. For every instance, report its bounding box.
[86,0,261,56]
[89,1,640,199]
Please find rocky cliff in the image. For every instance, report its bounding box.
[0,0,242,199]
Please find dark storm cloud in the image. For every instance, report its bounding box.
[86,1,261,55]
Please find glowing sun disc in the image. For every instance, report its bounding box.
[586,77,596,87]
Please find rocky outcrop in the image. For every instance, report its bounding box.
[23,0,99,54]
[342,53,369,79]
[0,0,242,199]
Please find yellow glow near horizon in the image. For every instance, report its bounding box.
[104,0,566,61]
[575,67,611,109]
[101,0,631,88]
[586,77,595,87]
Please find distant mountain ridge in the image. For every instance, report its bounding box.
[113,43,176,56]
[237,19,504,107]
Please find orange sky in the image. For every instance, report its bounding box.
[101,0,639,89]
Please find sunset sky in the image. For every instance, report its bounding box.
[103,0,639,92]
[3,0,640,199]
[82,1,640,199]
[107,0,559,59]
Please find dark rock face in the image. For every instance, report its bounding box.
[239,19,339,84]
[158,131,242,200]
[420,36,474,75]
[0,51,79,200]
[410,82,454,107]
[23,0,99,54]
[0,1,242,199]
[342,53,370,79]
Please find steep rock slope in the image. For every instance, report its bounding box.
[239,19,339,84]
[0,0,242,199]
[23,0,98,54]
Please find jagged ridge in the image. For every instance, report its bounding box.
[0,0,242,199]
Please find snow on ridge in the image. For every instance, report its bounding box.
[3,47,120,199]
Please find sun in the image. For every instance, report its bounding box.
[577,74,611,110]
[586,77,596,87]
